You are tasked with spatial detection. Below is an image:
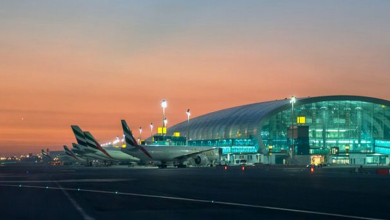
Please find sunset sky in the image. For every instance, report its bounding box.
[1,1,390,155]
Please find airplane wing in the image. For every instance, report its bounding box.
[173,148,216,162]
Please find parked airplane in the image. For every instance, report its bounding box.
[41,149,53,161]
[63,145,87,163]
[120,119,217,168]
[70,141,103,158]
[41,149,71,164]
[71,126,113,161]
[71,125,139,163]
[83,131,139,163]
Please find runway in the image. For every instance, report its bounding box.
[0,165,389,220]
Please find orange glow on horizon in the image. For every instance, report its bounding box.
[1,1,390,155]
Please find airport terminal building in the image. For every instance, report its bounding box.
[167,96,390,165]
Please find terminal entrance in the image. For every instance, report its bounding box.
[221,153,260,165]
[331,156,349,164]
[310,155,324,165]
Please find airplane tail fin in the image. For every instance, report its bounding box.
[83,131,99,150]
[83,131,112,158]
[121,120,152,159]
[121,120,138,148]
[71,125,88,147]
[63,145,71,155]
[72,143,80,150]
[64,145,79,160]
[41,149,52,160]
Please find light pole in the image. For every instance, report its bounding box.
[164,118,168,128]
[150,123,153,139]
[164,118,168,137]
[268,145,273,165]
[290,96,296,164]
[186,109,191,145]
[139,127,142,141]
[114,136,120,147]
[161,100,167,128]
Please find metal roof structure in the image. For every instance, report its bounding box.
[167,95,390,150]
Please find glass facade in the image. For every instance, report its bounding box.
[261,101,390,154]
[375,140,390,154]
[188,138,258,155]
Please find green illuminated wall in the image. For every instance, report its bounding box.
[188,138,258,154]
[261,101,390,153]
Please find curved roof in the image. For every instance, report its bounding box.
[167,95,390,142]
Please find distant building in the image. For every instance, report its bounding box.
[167,95,390,165]
[20,153,39,163]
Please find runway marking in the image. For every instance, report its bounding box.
[55,182,95,220]
[0,179,132,183]
[0,183,383,220]
[0,175,34,178]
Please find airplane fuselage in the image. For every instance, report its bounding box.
[121,145,217,163]
[105,148,140,162]
[72,148,108,161]
[74,147,139,162]
[64,154,87,163]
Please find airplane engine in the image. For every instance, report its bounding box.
[194,154,209,166]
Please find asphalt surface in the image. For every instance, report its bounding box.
[0,164,389,220]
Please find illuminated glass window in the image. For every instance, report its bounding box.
[261,101,390,154]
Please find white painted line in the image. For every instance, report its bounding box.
[0,179,132,183]
[0,175,34,178]
[55,182,95,220]
[0,183,383,220]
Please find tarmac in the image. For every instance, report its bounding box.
[0,164,389,220]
